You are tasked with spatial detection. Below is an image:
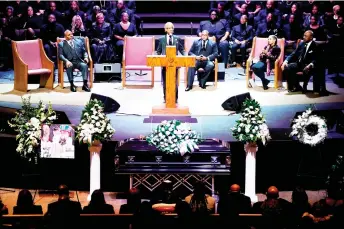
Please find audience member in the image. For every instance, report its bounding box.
[13,189,43,214]
[82,189,114,214]
[119,187,141,214]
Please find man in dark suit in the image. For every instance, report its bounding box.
[282,30,318,93]
[45,184,82,229]
[185,30,218,91]
[218,184,252,216]
[230,15,253,67]
[156,22,185,103]
[58,30,90,92]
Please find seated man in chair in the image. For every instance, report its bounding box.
[281,30,317,93]
[58,30,91,92]
[185,30,218,91]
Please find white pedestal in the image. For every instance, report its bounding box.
[244,143,258,203]
[88,141,101,201]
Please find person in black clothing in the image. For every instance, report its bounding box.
[82,189,114,214]
[119,188,141,214]
[282,30,318,93]
[13,189,43,214]
[45,184,82,229]
[40,14,65,61]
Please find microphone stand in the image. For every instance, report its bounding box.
[135,20,147,77]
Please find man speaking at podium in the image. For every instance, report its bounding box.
[156,22,185,103]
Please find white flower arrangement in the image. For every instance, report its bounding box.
[76,99,115,145]
[8,97,56,162]
[146,120,201,156]
[231,98,271,145]
[290,108,328,146]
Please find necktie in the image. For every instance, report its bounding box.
[69,41,74,49]
[169,35,173,45]
[298,43,307,62]
[202,41,206,50]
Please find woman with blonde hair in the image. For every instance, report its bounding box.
[70,15,86,37]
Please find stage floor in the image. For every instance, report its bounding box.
[0,187,327,214]
[1,83,344,141]
[1,71,344,141]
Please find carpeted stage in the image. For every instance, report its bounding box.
[0,68,344,196]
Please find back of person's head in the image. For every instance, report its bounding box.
[292,186,308,205]
[230,184,241,194]
[17,189,34,207]
[175,200,192,217]
[127,188,141,207]
[57,184,70,200]
[193,181,207,198]
[266,186,279,199]
[89,189,106,206]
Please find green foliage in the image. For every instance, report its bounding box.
[8,97,56,162]
[326,155,344,196]
[75,99,115,146]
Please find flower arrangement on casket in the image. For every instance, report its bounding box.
[290,107,328,147]
[75,99,115,146]
[146,120,201,156]
[231,98,271,145]
[8,97,56,161]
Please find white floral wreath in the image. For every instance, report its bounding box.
[290,108,328,146]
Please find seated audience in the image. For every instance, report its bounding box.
[44,1,63,24]
[45,184,82,229]
[119,187,141,214]
[63,1,85,29]
[251,35,281,90]
[83,189,114,214]
[70,15,86,37]
[281,30,318,93]
[13,189,43,214]
[291,186,311,224]
[283,14,303,50]
[89,12,114,63]
[0,196,8,215]
[198,9,230,66]
[40,13,65,61]
[108,0,135,27]
[230,14,253,67]
[256,13,281,38]
[17,6,43,39]
[186,30,218,91]
[218,184,252,216]
[303,4,325,28]
[255,0,281,29]
[113,11,137,61]
[185,181,216,214]
[233,3,254,26]
[0,17,15,70]
[253,186,292,229]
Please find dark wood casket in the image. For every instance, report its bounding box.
[114,138,231,174]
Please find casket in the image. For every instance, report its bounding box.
[114,138,231,174]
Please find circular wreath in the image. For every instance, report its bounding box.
[290,109,328,146]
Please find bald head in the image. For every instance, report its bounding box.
[64,30,73,41]
[267,186,279,199]
[230,184,241,193]
[57,184,69,200]
[303,30,313,43]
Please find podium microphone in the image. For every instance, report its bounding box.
[190,22,193,35]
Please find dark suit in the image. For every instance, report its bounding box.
[45,199,82,229]
[156,35,185,100]
[58,38,88,82]
[13,205,43,214]
[230,24,253,63]
[82,204,114,214]
[283,41,318,91]
[187,39,218,87]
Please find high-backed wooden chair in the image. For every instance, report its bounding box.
[246,37,285,89]
[122,36,155,88]
[57,36,93,89]
[184,36,218,88]
[11,39,54,92]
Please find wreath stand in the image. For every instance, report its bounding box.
[296,144,327,187]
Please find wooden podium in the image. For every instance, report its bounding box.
[147,46,195,115]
